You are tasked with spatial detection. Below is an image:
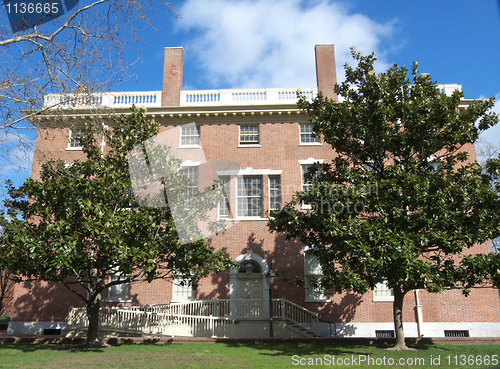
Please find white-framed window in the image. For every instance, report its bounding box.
[301,164,321,209]
[304,253,329,301]
[237,176,262,217]
[182,166,199,200]
[180,125,200,146]
[239,125,259,145]
[373,281,394,302]
[172,275,195,301]
[301,165,315,193]
[218,176,231,218]
[300,124,320,144]
[269,176,281,211]
[67,128,83,149]
[107,273,131,302]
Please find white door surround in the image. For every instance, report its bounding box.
[229,250,271,318]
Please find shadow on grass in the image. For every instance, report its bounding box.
[0,337,166,353]
[220,342,374,357]
[217,341,464,358]
[0,343,105,353]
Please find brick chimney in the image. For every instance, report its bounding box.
[161,47,184,106]
[315,44,337,101]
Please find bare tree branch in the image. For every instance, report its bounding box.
[0,0,175,198]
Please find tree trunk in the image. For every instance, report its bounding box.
[392,287,407,350]
[86,291,102,344]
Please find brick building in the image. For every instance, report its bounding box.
[6,44,500,338]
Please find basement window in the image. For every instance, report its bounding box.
[444,330,469,338]
[43,328,62,335]
[375,330,395,338]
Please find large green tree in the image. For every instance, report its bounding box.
[269,49,500,350]
[0,107,230,344]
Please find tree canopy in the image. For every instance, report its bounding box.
[268,49,500,350]
[0,107,230,343]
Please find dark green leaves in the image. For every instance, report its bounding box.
[273,48,500,297]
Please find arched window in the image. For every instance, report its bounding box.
[238,261,262,274]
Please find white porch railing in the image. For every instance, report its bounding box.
[180,88,317,106]
[43,91,162,109]
[67,298,319,337]
[273,298,319,335]
[42,88,318,109]
[42,84,461,110]
[67,307,236,338]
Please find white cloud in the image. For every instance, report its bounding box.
[177,0,395,88]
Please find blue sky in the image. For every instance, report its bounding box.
[3,0,500,188]
[120,0,500,135]
[121,1,500,96]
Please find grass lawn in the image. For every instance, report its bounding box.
[0,342,500,368]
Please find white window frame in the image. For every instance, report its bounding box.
[67,128,83,150]
[179,124,201,148]
[172,275,196,301]
[236,176,263,218]
[373,281,394,302]
[107,272,131,302]
[304,252,330,302]
[182,165,199,200]
[269,176,281,211]
[299,158,323,210]
[238,125,260,147]
[218,176,231,219]
[299,124,321,145]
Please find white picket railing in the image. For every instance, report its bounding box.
[67,298,319,337]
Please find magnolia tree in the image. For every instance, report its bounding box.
[268,49,500,350]
[0,108,230,343]
[0,0,174,196]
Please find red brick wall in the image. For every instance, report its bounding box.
[161,47,184,106]
[315,44,338,101]
[11,115,500,326]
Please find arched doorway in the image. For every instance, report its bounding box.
[237,261,263,300]
[229,250,271,318]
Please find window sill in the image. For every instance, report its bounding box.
[305,299,331,303]
[373,297,394,302]
[106,299,131,303]
[299,143,322,146]
[171,299,195,303]
[178,145,201,149]
[238,144,261,148]
[66,147,83,151]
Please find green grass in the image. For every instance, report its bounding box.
[0,342,499,368]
